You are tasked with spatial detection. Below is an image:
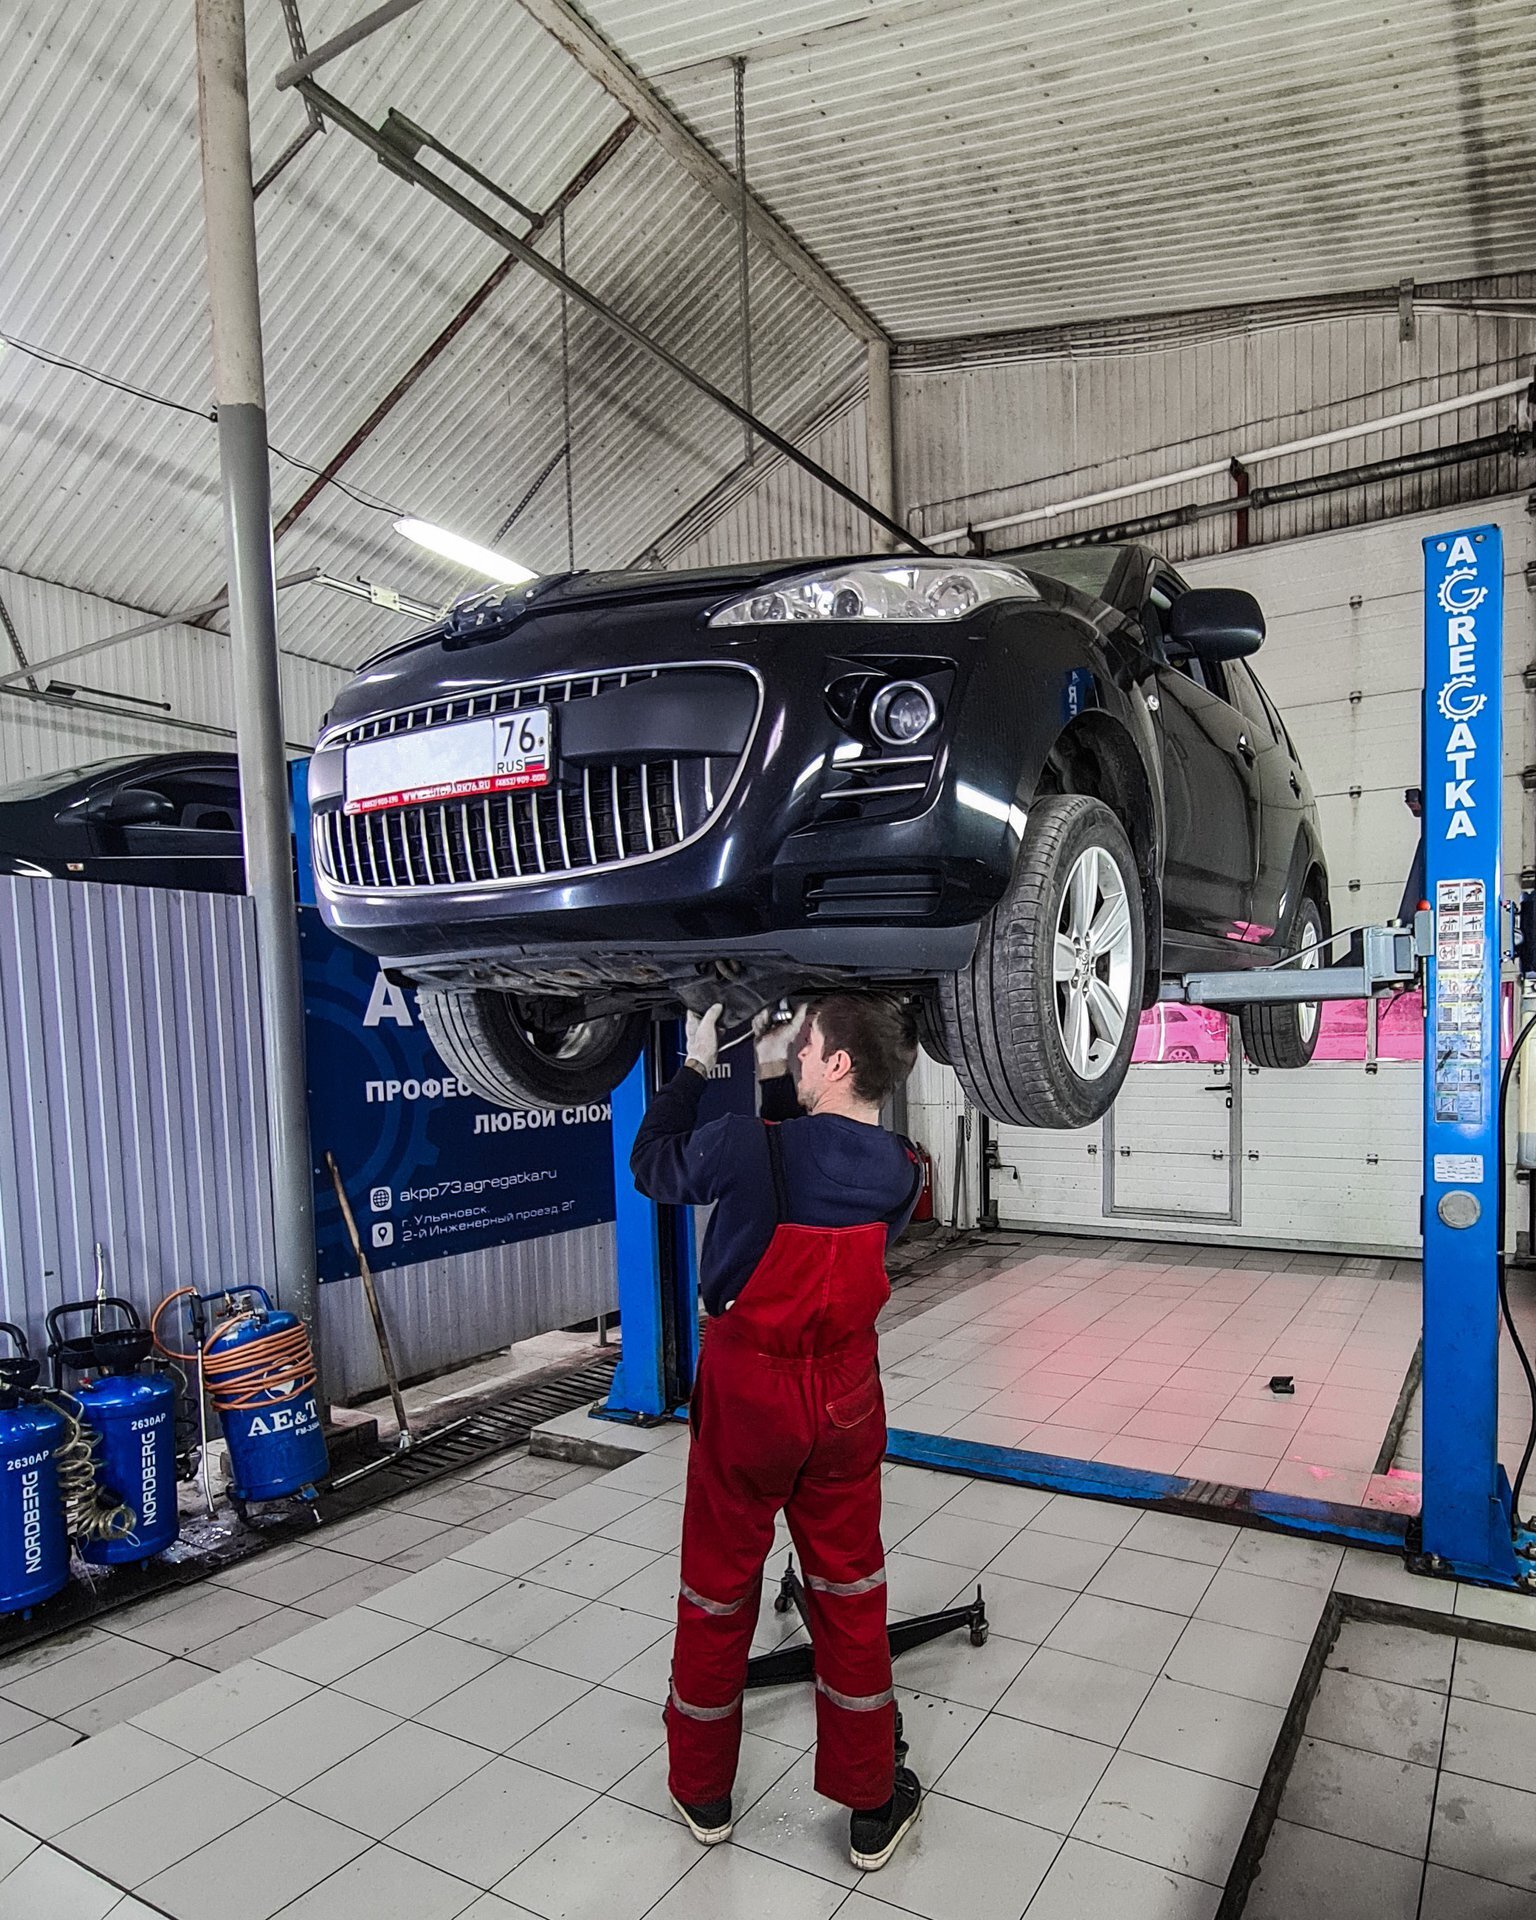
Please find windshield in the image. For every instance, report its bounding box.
[0,757,145,803]
[1004,547,1126,601]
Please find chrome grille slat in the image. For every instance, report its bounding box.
[439,807,456,884]
[416,809,436,885]
[610,765,625,859]
[505,796,523,877]
[482,798,500,880]
[639,760,655,852]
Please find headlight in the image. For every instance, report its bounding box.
[708,560,1039,627]
[870,681,938,745]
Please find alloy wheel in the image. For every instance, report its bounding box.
[1052,845,1135,1081]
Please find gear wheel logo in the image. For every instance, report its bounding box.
[1438,568,1488,615]
[1438,678,1487,722]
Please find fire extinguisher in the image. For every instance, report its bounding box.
[909,1144,935,1223]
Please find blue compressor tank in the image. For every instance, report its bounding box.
[76,1359,180,1565]
[206,1298,328,1502]
[0,1325,69,1615]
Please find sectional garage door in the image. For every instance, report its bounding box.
[991,494,1534,1255]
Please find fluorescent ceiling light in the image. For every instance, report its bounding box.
[394,517,536,585]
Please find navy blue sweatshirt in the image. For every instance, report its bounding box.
[631,1068,922,1315]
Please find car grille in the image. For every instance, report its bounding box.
[315,667,746,891]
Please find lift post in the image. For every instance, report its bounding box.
[1417,524,1522,1586]
[600,1026,700,1422]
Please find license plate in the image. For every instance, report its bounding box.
[344,710,552,815]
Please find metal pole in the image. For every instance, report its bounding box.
[866,338,896,554]
[196,0,319,1362]
[558,209,576,572]
[732,57,752,468]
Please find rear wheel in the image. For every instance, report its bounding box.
[419,989,646,1110]
[937,794,1145,1129]
[1239,893,1325,1070]
[915,993,951,1067]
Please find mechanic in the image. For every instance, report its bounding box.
[631,993,926,1871]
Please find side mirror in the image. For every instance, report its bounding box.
[1168,588,1265,661]
[81,786,176,827]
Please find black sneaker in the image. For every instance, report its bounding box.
[670,1793,734,1845]
[849,1767,922,1870]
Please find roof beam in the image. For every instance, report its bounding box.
[273,117,636,543]
[515,0,887,345]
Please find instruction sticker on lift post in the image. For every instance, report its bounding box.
[1433,876,1487,1125]
[344,710,553,815]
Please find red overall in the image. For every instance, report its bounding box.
[667,1123,898,1812]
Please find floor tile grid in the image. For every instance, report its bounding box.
[1246,1601,1536,1917]
[882,1251,1420,1506]
[0,1454,615,1784]
[7,1425,1536,1920]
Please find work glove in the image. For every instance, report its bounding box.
[685,1003,724,1076]
[752,1002,807,1079]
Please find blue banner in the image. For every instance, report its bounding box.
[298,909,616,1282]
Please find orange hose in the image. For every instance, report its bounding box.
[152,1291,319,1411]
[150,1288,201,1364]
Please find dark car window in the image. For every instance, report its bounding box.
[108,766,243,833]
[1227,662,1279,741]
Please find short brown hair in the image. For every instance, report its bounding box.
[804,994,918,1106]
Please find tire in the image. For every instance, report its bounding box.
[1165,1045,1198,1063]
[937,794,1145,1129]
[1239,893,1325,1070]
[915,993,951,1067]
[419,989,647,1110]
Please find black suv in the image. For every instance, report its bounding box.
[310,544,1327,1128]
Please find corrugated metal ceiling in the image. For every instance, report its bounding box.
[1,0,1531,683]
[603,0,1536,337]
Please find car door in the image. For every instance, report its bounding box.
[1144,575,1262,944]
[87,765,245,892]
[1226,659,1305,943]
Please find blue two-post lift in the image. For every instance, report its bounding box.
[598,523,1532,1594]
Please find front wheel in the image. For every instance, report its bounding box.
[419,990,646,1110]
[1239,893,1325,1070]
[936,794,1146,1129]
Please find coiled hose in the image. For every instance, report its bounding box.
[42,1393,136,1543]
[151,1290,318,1408]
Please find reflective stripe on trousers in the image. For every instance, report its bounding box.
[815,1675,896,1712]
[680,1580,747,1618]
[805,1568,887,1597]
[670,1681,743,1723]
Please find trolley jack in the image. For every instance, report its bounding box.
[743,1558,989,1692]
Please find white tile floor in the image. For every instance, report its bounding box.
[879,1248,1423,1510]
[7,1400,1536,1920]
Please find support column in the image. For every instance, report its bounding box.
[195,0,319,1354]
[866,339,897,555]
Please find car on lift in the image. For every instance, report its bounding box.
[308,543,1328,1129]
[0,753,247,893]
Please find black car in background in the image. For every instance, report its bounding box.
[0,754,246,894]
[310,544,1329,1130]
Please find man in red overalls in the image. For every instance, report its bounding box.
[630,994,924,1871]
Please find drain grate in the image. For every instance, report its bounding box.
[316,1359,618,1520]
[0,1356,617,1658]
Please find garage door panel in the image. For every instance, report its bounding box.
[1285,672,1526,802]
[1316,773,1525,917]
[1243,1066,1422,1158]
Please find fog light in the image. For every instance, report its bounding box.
[870,681,938,746]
